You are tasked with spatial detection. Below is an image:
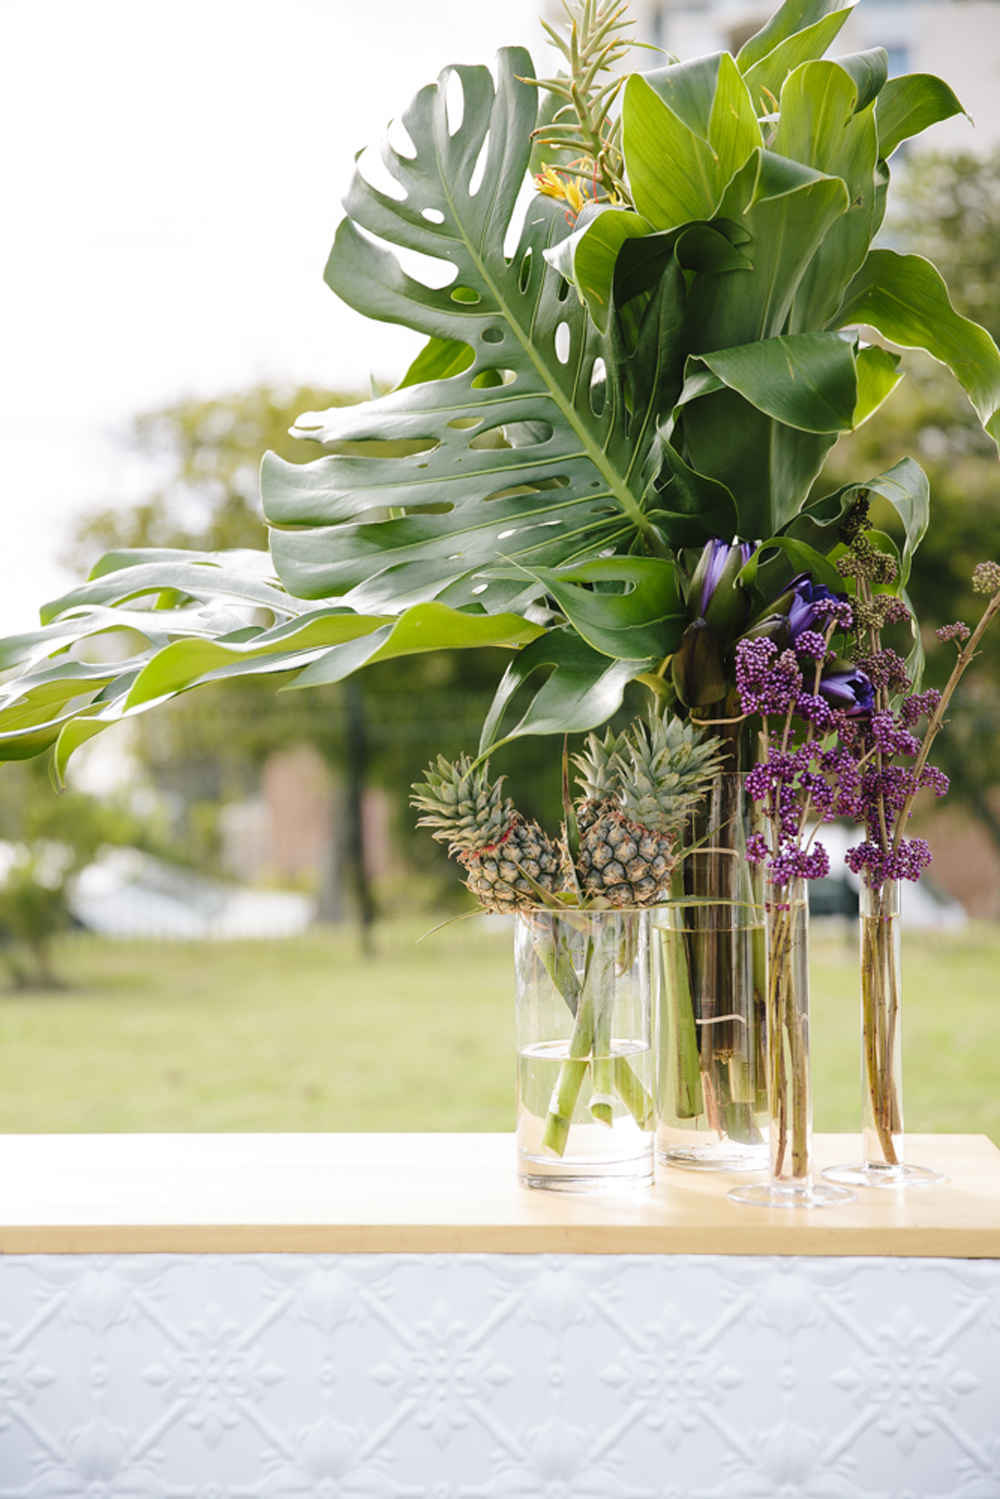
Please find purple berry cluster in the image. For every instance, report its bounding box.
[735,638,803,716]
[694,523,1000,895]
[845,837,932,884]
[731,554,953,891]
[742,730,863,886]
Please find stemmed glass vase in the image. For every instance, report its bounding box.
[823,878,946,1189]
[730,882,854,1209]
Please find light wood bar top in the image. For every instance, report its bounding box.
[0,1132,997,1256]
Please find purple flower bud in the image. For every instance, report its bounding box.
[818,668,875,716]
[696,539,754,617]
[786,579,851,641]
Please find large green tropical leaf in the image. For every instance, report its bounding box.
[680,332,859,433]
[0,550,541,770]
[833,249,1000,447]
[621,54,761,231]
[854,345,903,426]
[122,603,544,706]
[740,7,855,105]
[0,550,302,764]
[662,152,850,537]
[775,56,882,332]
[737,535,844,595]
[544,204,655,330]
[478,628,647,754]
[683,150,849,352]
[875,73,965,159]
[476,557,685,662]
[545,210,750,333]
[38,549,297,624]
[261,48,709,618]
[736,0,855,76]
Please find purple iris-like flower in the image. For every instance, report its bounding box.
[698,540,754,616]
[818,668,875,716]
[785,577,850,641]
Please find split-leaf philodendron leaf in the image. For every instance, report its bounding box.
[0,0,993,765]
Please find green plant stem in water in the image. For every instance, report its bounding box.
[541,970,602,1155]
[768,902,810,1180]
[538,924,654,1156]
[661,867,704,1120]
[862,888,902,1166]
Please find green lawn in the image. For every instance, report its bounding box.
[0,918,996,1140]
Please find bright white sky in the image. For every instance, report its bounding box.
[0,0,546,635]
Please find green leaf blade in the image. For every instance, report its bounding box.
[834,248,1000,448]
[876,73,966,159]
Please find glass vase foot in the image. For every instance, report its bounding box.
[518,1145,654,1193]
[822,1161,946,1189]
[519,1171,654,1194]
[658,1139,768,1173]
[728,1180,855,1209]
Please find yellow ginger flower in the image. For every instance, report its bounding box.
[534,165,592,216]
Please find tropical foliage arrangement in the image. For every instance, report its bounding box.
[0,0,995,1193]
[0,0,993,784]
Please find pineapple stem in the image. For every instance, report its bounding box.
[591,991,615,1127]
[542,1060,590,1156]
[614,1056,655,1131]
[542,935,602,1155]
[541,921,654,1155]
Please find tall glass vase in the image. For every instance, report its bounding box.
[823,878,945,1189]
[515,907,654,1192]
[730,882,854,1209]
[655,773,769,1171]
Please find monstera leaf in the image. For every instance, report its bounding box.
[0,549,543,775]
[260,48,718,617]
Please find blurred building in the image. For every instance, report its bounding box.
[218,744,395,896]
[913,804,1000,919]
[631,0,1000,149]
[70,851,316,940]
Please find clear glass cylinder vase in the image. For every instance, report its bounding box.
[730,882,853,1209]
[654,773,769,1171]
[515,907,654,1192]
[823,878,945,1189]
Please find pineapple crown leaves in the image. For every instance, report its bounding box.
[410,754,515,860]
[571,724,632,806]
[578,711,727,835]
[561,737,584,902]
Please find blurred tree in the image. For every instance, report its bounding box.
[66,385,568,939]
[820,149,1000,853]
[0,756,151,987]
[63,384,358,566]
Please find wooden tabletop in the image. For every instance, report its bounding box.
[0,1132,997,1256]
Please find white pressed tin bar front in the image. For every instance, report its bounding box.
[0,1133,997,1490]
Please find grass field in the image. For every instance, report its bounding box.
[0,917,996,1140]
